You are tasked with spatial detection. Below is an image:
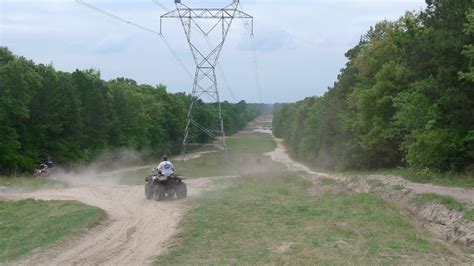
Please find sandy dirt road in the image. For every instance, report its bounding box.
[2,177,216,265]
[265,138,331,177]
[267,137,474,205]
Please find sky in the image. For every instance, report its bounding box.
[0,0,426,103]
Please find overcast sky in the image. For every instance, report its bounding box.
[1,0,426,103]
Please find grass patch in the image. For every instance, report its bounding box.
[391,184,405,191]
[155,173,449,265]
[367,179,385,188]
[349,175,366,183]
[320,178,339,186]
[175,133,282,178]
[226,133,277,154]
[463,209,474,221]
[0,199,105,262]
[0,176,65,192]
[413,193,465,211]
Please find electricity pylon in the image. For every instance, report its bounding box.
[161,0,253,159]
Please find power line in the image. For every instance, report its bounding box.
[77,0,160,35]
[76,0,193,80]
[250,35,263,103]
[158,34,194,80]
[152,0,170,12]
[216,61,238,102]
[238,3,263,103]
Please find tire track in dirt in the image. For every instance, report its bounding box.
[2,177,216,265]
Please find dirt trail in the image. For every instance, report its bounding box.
[266,138,333,178]
[267,137,474,205]
[2,177,216,265]
[370,174,474,204]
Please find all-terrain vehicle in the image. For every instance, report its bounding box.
[145,171,187,201]
[33,163,51,178]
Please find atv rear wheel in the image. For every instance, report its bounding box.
[176,182,187,199]
[166,189,176,200]
[154,183,166,201]
[145,182,154,200]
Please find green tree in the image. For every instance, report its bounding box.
[273,0,474,172]
[72,70,113,160]
[0,49,42,172]
[460,9,474,82]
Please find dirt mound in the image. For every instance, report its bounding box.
[415,203,474,246]
[345,177,474,247]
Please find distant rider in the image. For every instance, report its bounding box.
[155,155,174,177]
[40,163,48,172]
[45,156,54,169]
[33,162,48,177]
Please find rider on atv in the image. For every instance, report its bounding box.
[146,155,186,201]
[33,157,54,177]
[154,155,174,177]
[45,156,54,169]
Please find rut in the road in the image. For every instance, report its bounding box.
[13,178,214,265]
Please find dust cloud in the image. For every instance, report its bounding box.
[47,149,150,187]
[0,117,284,265]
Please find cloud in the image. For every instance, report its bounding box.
[238,27,296,52]
[2,0,427,103]
[95,34,131,54]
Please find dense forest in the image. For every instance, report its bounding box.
[0,47,261,174]
[273,0,474,173]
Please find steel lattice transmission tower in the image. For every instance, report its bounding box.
[161,0,253,159]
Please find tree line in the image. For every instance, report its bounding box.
[273,0,474,173]
[0,47,261,174]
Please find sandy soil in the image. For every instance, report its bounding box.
[2,177,216,266]
[267,137,474,205]
[266,138,333,178]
